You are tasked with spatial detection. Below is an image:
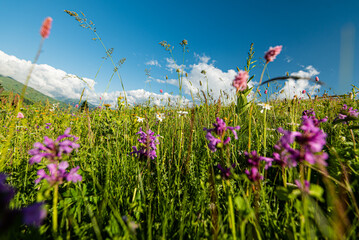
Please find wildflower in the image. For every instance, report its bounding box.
[232,70,248,92]
[302,90,306,94]
[315,76,319,82]
[136,116,144,123]
[264,45,282,63]
[130,127,160,160]
[203,118,240,152]
[244,151,273,182]
[45,123,51,129]
[28,128,80,164]
[302,109,328,127]
[0,173,46,229]
[264,90,268,94]
[35,161,82,185]
[273,118,328,167]
[257,103,272,113]
[177,111,188,117]
[333,104,359,124]
[160,89,163,93]
[17,112,24,118]
[22,202,47,227]
[156,113,165,122]
[217,163,236,179]
[295,179,310,193]
[40,17,52,39]
[75,104,79,108]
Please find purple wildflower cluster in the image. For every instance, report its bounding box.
[0,173,46,231]
[131,127,160,160]
[302,109,328,127]
[295,179,310,193]
[334,104,359,124]
[273,116,328,168]
[203,118,240,152]
[244,151,273,182]
[217,163,236,179]
[28,128,82,185]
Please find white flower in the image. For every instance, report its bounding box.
[257,103,272,113]
[177,111,188,117]
[156,113,165,122]
[136,116,144,123]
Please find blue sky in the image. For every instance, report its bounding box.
[0,0,358,105]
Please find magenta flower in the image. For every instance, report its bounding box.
[244,151,273,182]
[131,128,160,160]
[264,90,268,94]
[160,89,163,93]
[273,118,328,167]
[28,128,80,164]
[264,45,282,63]
[302,109,328,127]
[315,76,319,82]
[302,90,306,94]
[35,161,82,185]
[334,104,359,124]
[203,118,240,152]
[17,112,24,119]
[232,70,248,93]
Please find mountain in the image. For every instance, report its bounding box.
[0,75,97,109]
[0,74,68,108]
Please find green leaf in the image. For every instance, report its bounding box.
[309,184,324,202]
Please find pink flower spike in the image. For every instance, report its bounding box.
[264,45,282,63]
[315,76,319,82]
[75,104,79,108]
[160,89,163,93]
[232,70,248,93]
[40,17,52,39]
[17,112,24,118]
[264,90,268,94]
[302,90,306,94]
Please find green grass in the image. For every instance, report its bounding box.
[1,94,358,239]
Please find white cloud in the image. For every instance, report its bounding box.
[0,50,187,107]
[145,60,161,67]
[272,65,321,99]
[166,58,185,73]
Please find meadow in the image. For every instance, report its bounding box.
[1,14,359,240]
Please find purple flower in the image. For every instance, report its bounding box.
[333,104,359,124]
[130,128,160,160]
[302,109,328,127]
[295,179,310,193]
[28,128,80,164]
[244,151,273,182]
[35,161,82,185]
[0,173,15,208]
[22,202,47,227]
[273,118,328,167]
[217,163,236,179]
[203,118,240,152]
[245,167,263,182]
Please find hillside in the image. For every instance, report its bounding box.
[0,75,69,108]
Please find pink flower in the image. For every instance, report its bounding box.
[315,76,319,82]
[302,90,306,94]
[160,89,163,93]
[40,17,52,39]
[232,70,248,92]
[100,97,102,100]
[264,45,282,63]
[17,112,24,119]
[75,104,79,108]
[264,90,268,94]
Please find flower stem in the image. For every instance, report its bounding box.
[53,184,59,235]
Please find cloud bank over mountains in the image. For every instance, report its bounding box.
[0,50,321,107]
